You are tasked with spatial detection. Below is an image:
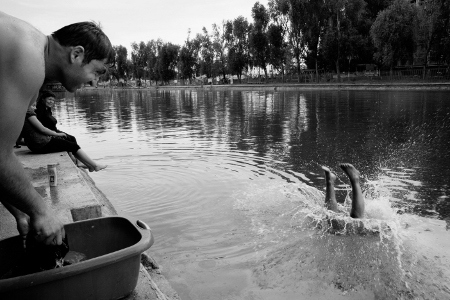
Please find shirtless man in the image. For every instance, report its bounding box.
[0,11,114,245]
[322,163,365,218]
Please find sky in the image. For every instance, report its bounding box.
[2,0,268,54]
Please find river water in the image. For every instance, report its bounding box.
[53,88,450,299]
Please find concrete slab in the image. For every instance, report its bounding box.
[0,147,179,300]
[12,147,103,226]
[1,147,101,239]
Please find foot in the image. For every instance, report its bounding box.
[91,164,107,172]
[339,163,360,182]
[76,161,89,169]
[340,163,364,218]
[321,166,339,213]
[321,166,336,183]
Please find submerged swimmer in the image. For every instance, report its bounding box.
[322,163,365,218]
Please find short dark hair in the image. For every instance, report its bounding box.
[52,22,115,66]
[38,90,56,100]
[36,90,56,111]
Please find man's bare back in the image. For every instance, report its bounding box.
[0,11,114,245]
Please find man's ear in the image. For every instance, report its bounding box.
[70,46,85,64]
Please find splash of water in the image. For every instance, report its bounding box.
[232,177,419,298]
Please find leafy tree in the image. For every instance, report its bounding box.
[414,0,450,70]
[198,27,215,78]
[156,43,180,84]
[145,39,161,84]
[191,34,202,76]
[112,45,128,82]
[286,0,308,77]
[249,2,270,77]
[178,30,200,83]
[321,0,367,82]
[370,0,416,75]
[351,0,391,68]
[126,59,133,81]
[301,0,329,81]
[432,0,450,65]
[268,0,291,79]
[212,21,231,82]
[364,0,392,20]
[268,0,290,33]
[413,0,442,77]
[118,0,450,84]
[228,16,250,82]
[131,41,149,86]
[267,24,286,76]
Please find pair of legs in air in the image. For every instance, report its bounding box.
[322,163,364,218]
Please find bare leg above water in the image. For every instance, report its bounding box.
[321,166,339,213]
[340,163,364,218]
[73,149,107,172]
[67,152,87,169]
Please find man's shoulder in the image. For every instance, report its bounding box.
[0,11,45,54]
[0,11,46,105]
[0,11,46,86]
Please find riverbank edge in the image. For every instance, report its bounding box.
[0,148,180,300]
[83,81,450,91]
[78,170,181,300]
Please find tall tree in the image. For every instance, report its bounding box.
[146,39,161,84]
[212,22,231,82]
[268,0,290,34]
[432,0,450,65]
[321,0,366,82]
[302,0,329,81]
[370,0,416,75]
[131,41,149,86]
[267,24,286,77]
[156,43,180,85]
[228,16,250,82]
[249,2,270,77]
[112,45,128,82]
[198,27,215,78]
[268,0,291,79]
[178,30,200,84]
[287,0,308,77]
[414,0,450,72]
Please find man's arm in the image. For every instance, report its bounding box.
[0,199,29,235]
[0,18,64,245]
[0,104,65,245]
[0,146,64,244]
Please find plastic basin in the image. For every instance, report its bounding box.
[0,216,154,300]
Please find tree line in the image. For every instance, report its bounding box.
[106,0,450,85]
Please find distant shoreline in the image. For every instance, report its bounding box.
[80,81,450,92]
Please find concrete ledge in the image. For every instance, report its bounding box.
[1,148,105,239]
[0,147,179,300]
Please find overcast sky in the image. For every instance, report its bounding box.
[3,0,268,53]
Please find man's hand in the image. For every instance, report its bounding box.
[16,214,30,248]
[16,214,30,236]
[30,212,65,245]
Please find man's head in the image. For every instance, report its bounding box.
[51,22,114,92]
[52,21,114,66]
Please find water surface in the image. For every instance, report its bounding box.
[53,89,450,299]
